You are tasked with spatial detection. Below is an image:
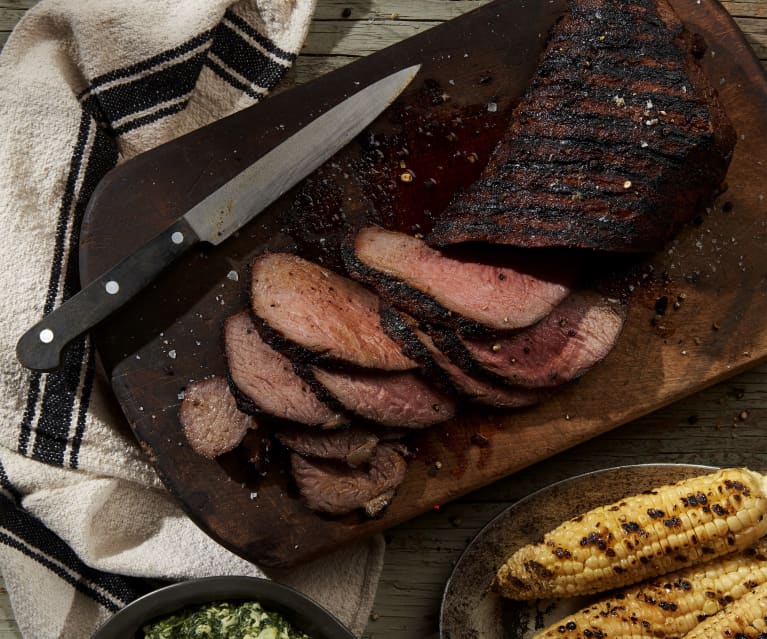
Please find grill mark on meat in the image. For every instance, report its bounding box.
[224,311,346,427]
[250,252,416,371]
[432,292,627,388]
[290,443,408,516]
[489,141,692,186]
[427,0,736,252]
[180,377,256,459]
[381,307,547,409]
[276,427,381,467]
[302,365,455,429]
[343,227,575,335]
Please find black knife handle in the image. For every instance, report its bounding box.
[16,217,200,372]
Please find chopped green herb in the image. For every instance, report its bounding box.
[142,600,311,639]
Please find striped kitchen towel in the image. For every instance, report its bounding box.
[0,2,384,638]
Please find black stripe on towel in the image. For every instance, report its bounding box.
[20,14,297,467]
[84,30,214,93]
[83,50,207,127]
[21,114,119,468]
[207,19,290,93]
[112,101,189,136]
[0,493,151,609]
[18,113,93,460]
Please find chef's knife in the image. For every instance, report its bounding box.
[17,64,421,372]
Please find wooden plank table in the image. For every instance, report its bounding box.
[1,1,766,637]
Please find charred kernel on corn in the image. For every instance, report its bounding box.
[681,580,767,638]
[533,539,767,638]
[494,468,767,600]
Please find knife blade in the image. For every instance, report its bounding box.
[17,64,421,372]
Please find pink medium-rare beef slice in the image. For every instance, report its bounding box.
[250,252,416,370]
[342,227,575,335]
[276,427,381,467]
[427,0,736,252]
[290,443,408,516]
[380,306,547,409]
[224,311,346,427]
[180,377,256,459]
[307,366,455,429]
[432,291,627,388]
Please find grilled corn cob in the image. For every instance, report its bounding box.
[681,580,767,638]
[495,468,767,600]
[533,538,767,638]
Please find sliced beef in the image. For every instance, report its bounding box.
[276,427,380,467]
[224,311,346,427]
[250,252,415,370]
[180,377,256,459]
[381,307,546,409]
[342,227,575,335]
[305,366,455,429]
[290,443,408,516]
[427,0,736,252]
[432,291,626,388]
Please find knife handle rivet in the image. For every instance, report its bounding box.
[105,280,120,295]
[39,328,54,344]
[171,231,184,245]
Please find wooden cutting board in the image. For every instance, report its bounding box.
[79,0,767,568]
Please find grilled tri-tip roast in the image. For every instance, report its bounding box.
[276,427,381,467]
[381,307,548,409]
[224,311,347,427]
[180,0,737,519]
[304,365,456,428]
[343,226,576,335]
[180,377,256,459]
[290,443,409,516]
[427,0,736,252]
[250,252,416,370]
[431,291,627,389]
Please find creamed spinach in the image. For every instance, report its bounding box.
[143,600,311,639]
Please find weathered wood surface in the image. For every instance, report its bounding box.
[1,1,766,638]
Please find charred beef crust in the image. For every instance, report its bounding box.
[290,361,356,418]
[341,238,491,338]
[379,305,461,396]
[427,0,736,252]
[381,307,546,408]
[249,252,416,371]
[431,326,507,387]
[223,311,347,426]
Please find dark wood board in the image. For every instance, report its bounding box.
[79,0,767,569]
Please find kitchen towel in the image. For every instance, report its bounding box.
[0,2,385,638]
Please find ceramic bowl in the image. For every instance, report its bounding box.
[91,575,356,639]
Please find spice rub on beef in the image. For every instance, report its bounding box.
[381,307,547,409]
[290,443,408,516]
[343,227,575,335]
[250,252,416,370]
[180,377,256,459]
[427,0,736,252]
[306,366,456,428]
[433,291,627,388]
[224,311,346,427]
